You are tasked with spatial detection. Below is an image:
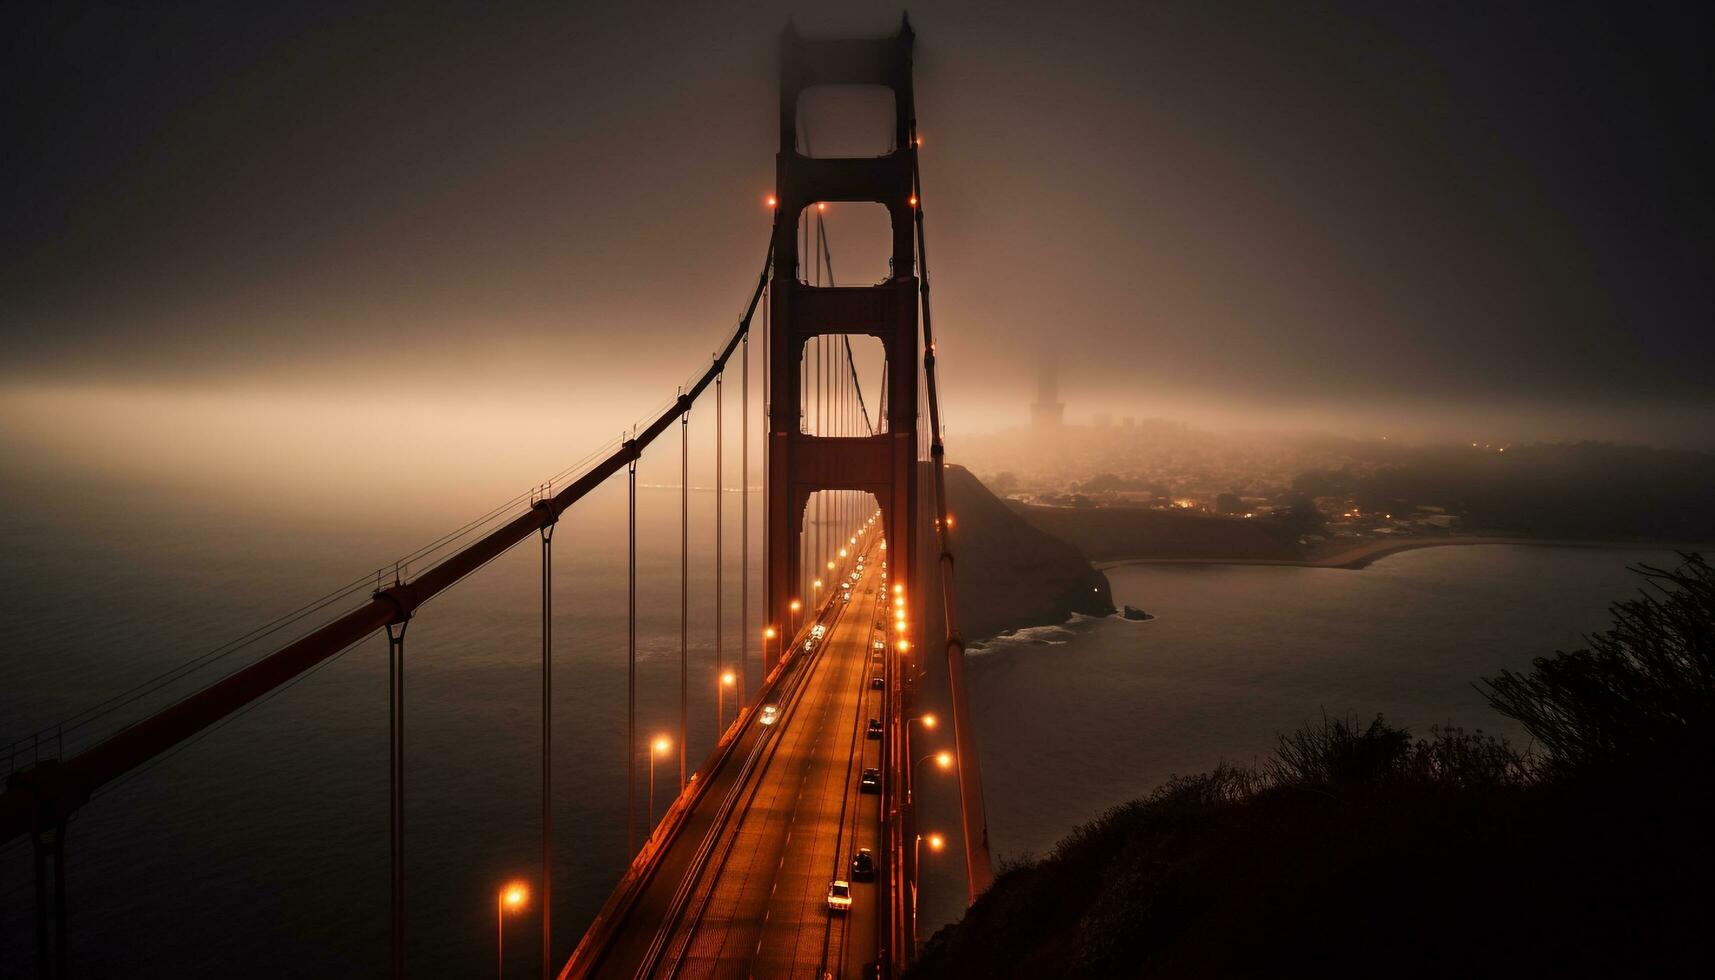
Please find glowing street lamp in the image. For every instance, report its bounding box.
[910,713,937,732]
[789,598,802,640]
[719,670,736,727]
[496,881,528,980]
[910,750,955,805]
[915,750,955,779]
[649,735,671,828]
[913,832,945,895]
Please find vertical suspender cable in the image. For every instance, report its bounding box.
[387,617,407,978]
[627,452,637,856]
[680,409,689,789]
[761,279,770,670]
[714,371,723,735]
[538,518,554,980]
[741,330,750,705]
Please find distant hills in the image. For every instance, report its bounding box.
[1310,441,1715,541]
[1007,442,1715,563]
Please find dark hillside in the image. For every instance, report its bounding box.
[910,556,1715,979]
[940,464,1114,638]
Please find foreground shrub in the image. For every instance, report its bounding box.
[1479,552,1714,774]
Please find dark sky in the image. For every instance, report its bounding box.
[3,1,1712,452]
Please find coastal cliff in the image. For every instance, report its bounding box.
[932,464,1115,639]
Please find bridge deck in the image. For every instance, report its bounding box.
[584,542,886,980]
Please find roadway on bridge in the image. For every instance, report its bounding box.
[587,538,886,980]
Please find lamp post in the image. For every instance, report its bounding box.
[911,750,954,804]
[719,670,736,730]
[764,626,776,667]
[649,735,671,829]
[911,832,944,954]
[788,599,801,645]
[496,882,528,980]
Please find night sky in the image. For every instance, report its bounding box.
[4,0,1711,488]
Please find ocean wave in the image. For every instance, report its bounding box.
[967,618,1089,655]
[965,608,1152,655]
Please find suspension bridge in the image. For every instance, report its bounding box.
[2,18,994,980]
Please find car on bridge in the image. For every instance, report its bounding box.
[870,675,885,690]
[851,848,875,880]
[759,704,779,726]
[811,623,827,639]
[826,879,853,912]
[860,768,880,794]
[867,718,882,739]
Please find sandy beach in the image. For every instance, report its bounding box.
[1093,536,1710,571]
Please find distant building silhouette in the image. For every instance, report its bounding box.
[1031,360,1064,432]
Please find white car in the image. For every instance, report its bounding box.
[826,879,852,912]
[759,704,779,726]
[811,624,827,639]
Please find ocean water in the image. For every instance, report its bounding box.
[0,483,1689,974]
[0,478,785,979]
[960,545,1685,869]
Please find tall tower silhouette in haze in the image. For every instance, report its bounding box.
[1031,359,1064,432]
